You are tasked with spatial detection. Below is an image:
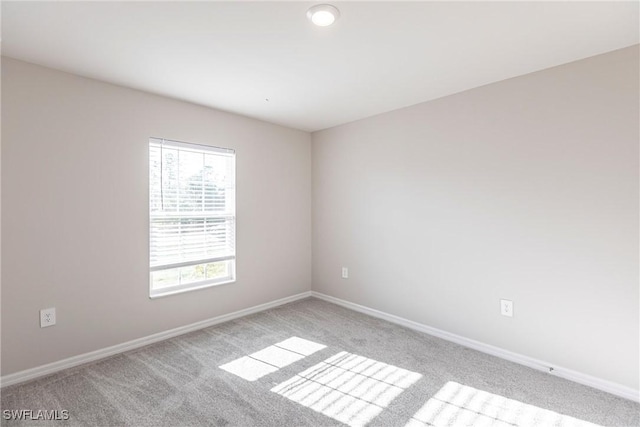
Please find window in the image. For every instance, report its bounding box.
[149,138,236,298]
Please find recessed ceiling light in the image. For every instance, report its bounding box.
[307,4,340,27]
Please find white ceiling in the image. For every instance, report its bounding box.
[2,1,638,132]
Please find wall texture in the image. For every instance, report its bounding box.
[1,58,312,375]
[312,46,639,389]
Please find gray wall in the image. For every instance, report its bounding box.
[1,58,312,375]
[312,46,639,389]
[3,46,638,391]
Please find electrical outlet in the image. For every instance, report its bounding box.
[341,267,349,279]
[500,299,513,317]
[40,307,56,328]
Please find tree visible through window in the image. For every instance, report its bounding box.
[149,138,236,297]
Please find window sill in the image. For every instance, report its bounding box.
[149,278,235,299]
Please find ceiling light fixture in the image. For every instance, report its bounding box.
[307,4,340,27]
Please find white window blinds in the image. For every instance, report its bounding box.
[149,138,236,297]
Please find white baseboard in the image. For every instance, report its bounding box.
[3,290,637,403]
[0,291,312,388]
[310,291,639,402]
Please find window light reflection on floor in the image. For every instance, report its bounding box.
[405,381,600,427]
[219,337,326,381]
[272,351,422,427]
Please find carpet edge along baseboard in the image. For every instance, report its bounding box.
[309,291,639,403]
[2,290,637,403]
[0,292,313,388]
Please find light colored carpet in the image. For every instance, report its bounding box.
[1,298,638,426]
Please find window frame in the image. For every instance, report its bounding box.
[148,137,236,298]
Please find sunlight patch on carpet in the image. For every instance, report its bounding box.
[219,337,326,381]
[405,381,601,427]
[272,351,422,427]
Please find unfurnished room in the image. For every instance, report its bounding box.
[0,1,638,426]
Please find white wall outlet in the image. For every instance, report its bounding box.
[500,299,513,317]
[40,307,56,328]
[341,267,349,279]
